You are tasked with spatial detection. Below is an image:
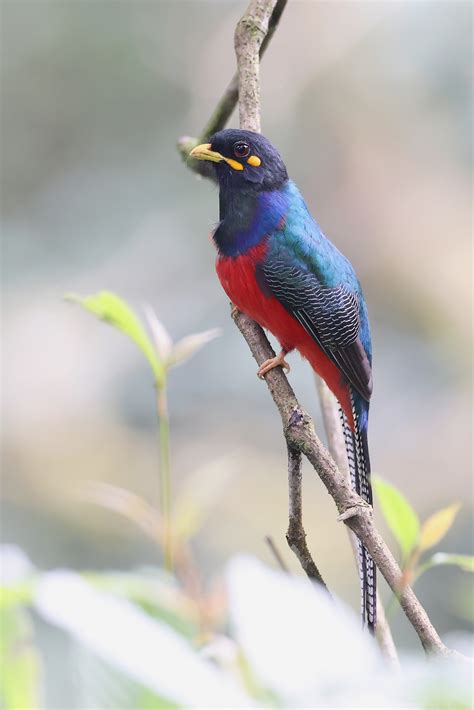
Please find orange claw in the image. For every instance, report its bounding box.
[257,350,291,379]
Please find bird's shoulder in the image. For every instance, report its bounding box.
[262,182,372,362]
[265,182,358,293]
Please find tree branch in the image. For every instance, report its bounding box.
[265,535,289,573]
[177,0,287,177]
[178,0,463,659]
[286,439,329,590]
[234,0,275,133]
[233,0,328,589]
[231,307,451,655]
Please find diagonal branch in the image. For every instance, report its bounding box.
[231,308,448,655]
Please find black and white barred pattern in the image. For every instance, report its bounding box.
[340,395,376,631]
[262,259,372,401]
[261,255,376,627]
[264,263,360,349]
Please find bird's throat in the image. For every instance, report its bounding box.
[213,185,288,258]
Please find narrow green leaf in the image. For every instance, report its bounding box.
[424,553,474,573]
[66,291,164,384]
[419,503,461,553]
[373,476,420,562]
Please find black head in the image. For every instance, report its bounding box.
[189,129,288,191]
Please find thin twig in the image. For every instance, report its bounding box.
[265,535,289,573]
[234,0,277,133]
[316,377,400,668]
[157,383,173,571]
[285,439,329,590]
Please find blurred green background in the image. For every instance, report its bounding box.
[2,0,472,654]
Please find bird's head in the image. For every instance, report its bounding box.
[189,129,288,191]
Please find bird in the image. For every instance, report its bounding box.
[190,129,376,631]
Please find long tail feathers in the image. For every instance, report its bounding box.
[340,395,376,633]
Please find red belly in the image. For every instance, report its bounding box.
[216,244,354,426]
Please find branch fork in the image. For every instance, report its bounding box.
[337,501,372,523]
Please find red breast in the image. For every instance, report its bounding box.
[216,243,354,427]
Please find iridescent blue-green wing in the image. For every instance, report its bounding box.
[259,252,372,401]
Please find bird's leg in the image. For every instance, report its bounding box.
[257,349,290,379]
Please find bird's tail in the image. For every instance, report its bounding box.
[340,391,376,632]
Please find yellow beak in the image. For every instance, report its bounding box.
[189,143,244,171]
[189,143,224,163]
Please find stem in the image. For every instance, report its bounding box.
[157,380,172,571]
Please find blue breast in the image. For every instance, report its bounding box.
[214,185,290,257]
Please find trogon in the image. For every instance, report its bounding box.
[190,129,376,631]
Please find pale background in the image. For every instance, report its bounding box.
[2,0,472,659]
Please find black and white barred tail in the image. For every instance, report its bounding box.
[340,392,376,632]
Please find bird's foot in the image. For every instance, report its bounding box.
[257,350,290,379]
[230,303,240,319]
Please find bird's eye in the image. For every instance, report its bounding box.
[233,141,250,158]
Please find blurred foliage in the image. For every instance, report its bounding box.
[1,551,472,709]
[2,295,472,708]
[1,601,41,710]
[68,291,220,571]
[66,292,167,386]
[374,477,473,595]
[372,476,420,564]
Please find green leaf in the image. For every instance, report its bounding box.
[423,553,474,574]
[373,476,420,562]
[66,291,164,385]
[419,503,461,553]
